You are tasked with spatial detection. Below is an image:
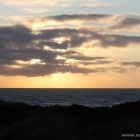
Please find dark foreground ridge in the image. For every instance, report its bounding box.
[0,100,140,140]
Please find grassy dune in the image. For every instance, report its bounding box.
[0,100,140,140]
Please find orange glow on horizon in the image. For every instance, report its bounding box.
[0,71,140,88]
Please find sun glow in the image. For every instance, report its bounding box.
[56,55,66,59]
[30,59,41,64]
[33,23,46,29]
[16,59,45,65]
[54,37,68,43]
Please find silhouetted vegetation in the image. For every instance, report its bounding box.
[0,100,140,140]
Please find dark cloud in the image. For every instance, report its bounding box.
[122,61,140,67]
[81,60,113,65]
[40,14,112,23]
[39,28,79,40]
[90,32,140,47]
[110,66,126,73]
[110,15,140,30]
[66,56,106,61]
[38,40,70,49]
[39,29,140,48]
[0,24,140,76]
[0,63,98,77]
[0,25,101,76]
[0,25,34,45]
[2,24,140,51]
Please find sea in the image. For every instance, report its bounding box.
[0,88,140,107]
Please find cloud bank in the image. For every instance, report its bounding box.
[0,13,140,76]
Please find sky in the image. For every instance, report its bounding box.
[0,0,140,88]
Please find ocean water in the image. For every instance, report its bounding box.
[0,88,140,107]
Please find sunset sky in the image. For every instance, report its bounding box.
[0,0,140,88]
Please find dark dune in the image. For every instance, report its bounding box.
[0,100,140,140]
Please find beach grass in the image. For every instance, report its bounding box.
[0,100,140,140]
